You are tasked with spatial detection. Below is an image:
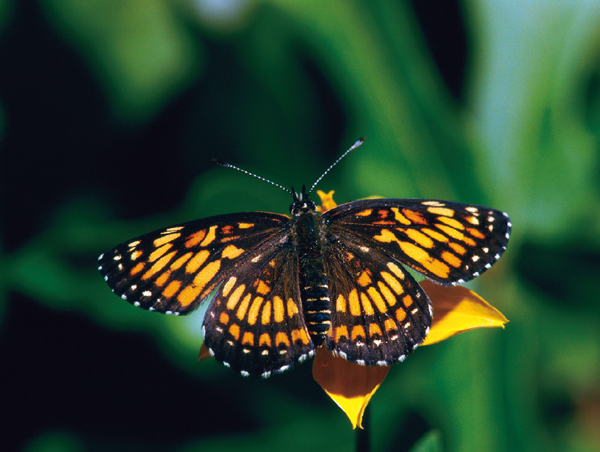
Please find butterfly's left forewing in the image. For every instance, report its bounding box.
[98,212,291,315]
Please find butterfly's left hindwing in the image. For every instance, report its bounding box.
[98,212,291,315]
[202,245,315,377]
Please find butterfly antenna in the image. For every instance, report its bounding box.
[308,137,365,195]
[212,159,292,195]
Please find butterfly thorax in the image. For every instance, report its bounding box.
[290,203,331,347]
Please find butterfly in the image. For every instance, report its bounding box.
[98,139,511,378]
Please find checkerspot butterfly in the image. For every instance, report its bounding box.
[98,139,511,378]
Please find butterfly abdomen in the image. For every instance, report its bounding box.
[293,211,331,347]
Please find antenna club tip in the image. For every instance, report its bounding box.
[359,136,366,142]
[212,159,229,167]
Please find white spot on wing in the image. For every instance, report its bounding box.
[251,254,262,263]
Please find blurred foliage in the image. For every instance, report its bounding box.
[409,430,443,452]
[1,0,600,451]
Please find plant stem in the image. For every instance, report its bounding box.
[356,404,370,452]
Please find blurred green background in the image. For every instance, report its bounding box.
[1,0,600,451]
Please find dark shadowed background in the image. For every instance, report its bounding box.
[1,1,600,451]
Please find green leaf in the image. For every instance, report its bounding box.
[409,430,443,452]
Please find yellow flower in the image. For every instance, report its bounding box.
[200,189,508,429]
[311,190,508,429]
[312,279,507,428]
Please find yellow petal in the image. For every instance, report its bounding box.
[420,280,508,346]
[197,343,213,362]
[316,190,337,212]
[312,347,389,429]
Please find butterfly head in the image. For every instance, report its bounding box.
[290,185,316,216]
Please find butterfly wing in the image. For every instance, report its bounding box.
[323,236,432,365]
[321,198,510,364]
[98,212,291,315]
[323,199,511,286]
[98,211,314,377]
[202,246,315,377]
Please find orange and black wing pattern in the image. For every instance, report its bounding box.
[98,211,315,377]
[99,194,511,376]
[320,198,510,364]
[202,246,315,377]
[324,238,432,365]
[324,199,511,286]
[98,212,291,315]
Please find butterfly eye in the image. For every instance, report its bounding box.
[289,199,317,216]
